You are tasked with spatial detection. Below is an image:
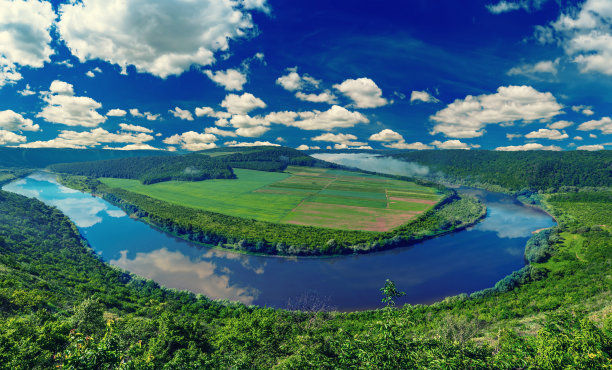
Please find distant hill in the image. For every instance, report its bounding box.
[0,147,173,168]
[391,150,612,191]
[49,154,235,184]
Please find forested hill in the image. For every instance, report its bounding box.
[49,154,236,184]
[201,146,338,172]
[0,147,173,168]
[391,150,612,191]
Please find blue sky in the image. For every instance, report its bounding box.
[1,0,612,152]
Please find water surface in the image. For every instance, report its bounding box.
[3,158,555,311]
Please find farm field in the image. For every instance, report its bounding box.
[100,166,442,231]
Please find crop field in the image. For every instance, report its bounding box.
[100,166,442,231]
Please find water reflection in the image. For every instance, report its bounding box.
[312,153,430,176]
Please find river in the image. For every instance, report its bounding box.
[3,154,555,311]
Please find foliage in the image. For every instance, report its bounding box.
[49,153,235,184]
[392,149,612,191]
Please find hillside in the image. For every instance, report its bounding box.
[391,150,612,191]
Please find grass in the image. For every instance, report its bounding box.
[100,166,442,231]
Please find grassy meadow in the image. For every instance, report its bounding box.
[100,166,442,231]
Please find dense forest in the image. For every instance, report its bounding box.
[58,174,485,256]
[0,181,610,367]
[0,147,172,168]
[49,154,235,184]
[391,150,612,191]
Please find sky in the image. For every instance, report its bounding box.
[1,0,612,152]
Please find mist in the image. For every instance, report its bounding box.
[311,153,430,177]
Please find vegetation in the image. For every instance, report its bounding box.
[49,154,235,185]
[0,147,172,168]
[0,183,610,368]
[59,173,485,256]
[391,149,612,192]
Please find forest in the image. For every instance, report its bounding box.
[0,175,610,367]
[391,149,612,191]
[49,154,235,184]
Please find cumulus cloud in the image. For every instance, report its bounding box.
[145,112,160,121]
[107,109,127,117]
[296,144,320,150]
[507,59,559,76]
[333,77,388,108]
[495,143,562,151]
[225,140,279,147]
[431,139,476,150]
[0,130,26,145]
[524,128,568,140]
[0,110,39,131]
[235,125,269,137]
[506,133,523,140]
[130,109,143,117]
[577,117,612,134]
[295,91,338,104]
[368,129,433,149]
[538,0,612,75]
[386,141,433,150]
[119,123,153,133]
[547,120,573,129]
[221,93,266,115]
[57,0,267,78]
[169,107,194,121]
[37,80,106,127]
[163,131,217,151]
[486,0,549,14]
[0,0,56,86]
[266,105,369,131]
[104,143,160,151]
[369,129,404,142]
[204,69,247,91]
[312,132,367,147]
[577,144,604,151]
[17,84,35,96]
[574,136,583,141]
[410,90,439,103]
[85,67,102,78]
[430,85,563,138]
[276,67,320,91]
[20,128,154,149]
[572,105,595,116]
[204,127,237,137]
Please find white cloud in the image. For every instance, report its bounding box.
[384,141,433,150]
[204,69,247,91]
[37,80,106,127]
[577,144,604,151]
[275,137,285,142]
[204,127,237,137]
[507,59,559,76]
[195,107,215,117]
[57,0,265,78]
[547,120,573,129]
[130,108,143,117]
[169,107,194,121]
[495,143,562,151]
[20,128,153,149]
[369,129,404,142]
[524,128,568,140]
[589,133,597,138]
[241,0,270,13]
[430,85,563,138]
[104,143,160,151]
[410,90,439,103]
[574,136,583,141]
[221,93,266,114]
[228,114,268,129]
[0,0,55,87]
[572,105,595,116]
[266,105,369,131]
[312,133,366,146]
[0,110,39,131]
[540,0,612,75]
[17,84,35,96]
[296,144,320,150]
[0,129,26,145]
[333,77,388,108]
[431,139,475,150]
[577,117,612,134]
[235,125,269,137]
[295,91,338,104]
[145,112,160,121]
[119,123,153,133]
[86,70,95,78]
[276,67,320,91]
[163,131,218,151]
[506,133,522,140]
[225,140,279,147]
[582,108,594,116]
[107,108,127,117]
[486,0,549,14]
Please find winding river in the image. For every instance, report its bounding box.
[3,154,555,311]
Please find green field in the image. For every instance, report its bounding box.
[100,166,442,231]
